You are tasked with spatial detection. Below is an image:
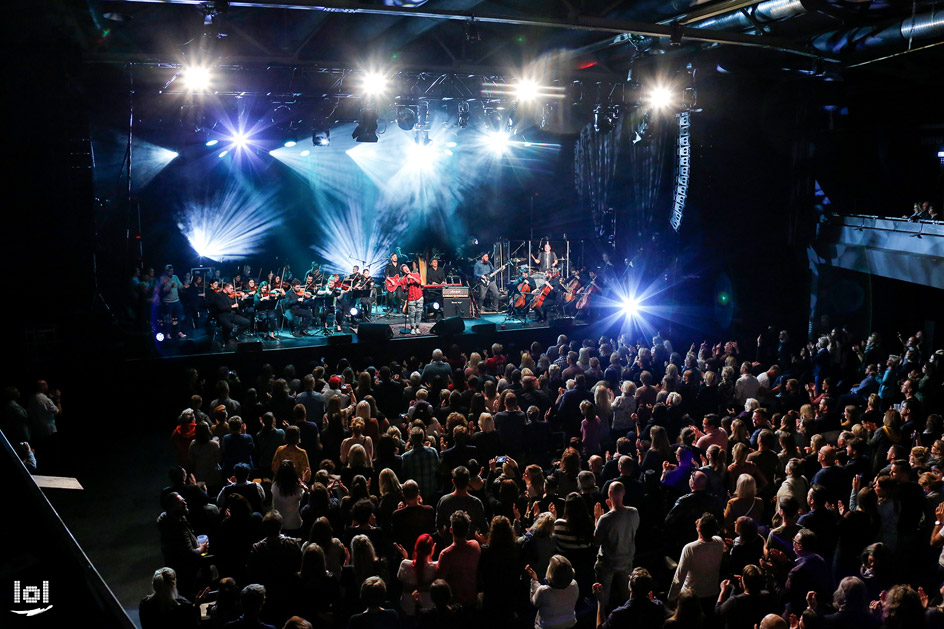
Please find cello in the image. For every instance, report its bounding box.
[529,270,559,309]
[512,274,533,310]
[561,272,582,303]
[575,275,600,310]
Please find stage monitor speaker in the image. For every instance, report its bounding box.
[549,316,574,329]
[328,334,353,346]
[236,340,263,353]
[471,323,497,335]
[430,316,465,336]
[356,323,393,342]
[442,297,472,319]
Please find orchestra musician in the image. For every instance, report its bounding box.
[383,253,403,311]
[508,268,536,318]
[473,253,500,312]
[254,281,278,340]
[320,274,344,333]
[288,279,315,336]
[355,267,374,321]
[156,264,187,339]
[207,281,250,343]
[240,265,253,291]
[337,266,361,327]
[531,242,559,273]
[531,272,561,323]
[399,264,423,335]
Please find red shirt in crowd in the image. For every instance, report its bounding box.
[436,538,481,606]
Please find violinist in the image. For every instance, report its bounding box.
[288,279,315,336]
[239,265,253,291]
[208,282,250,343]
[254,281,278,340]
[320,274,344,333]
[399,263,423,335]
[356,267,374,321]
[508,268,536,318]
[239,279,258,333]
[337,266,359,325]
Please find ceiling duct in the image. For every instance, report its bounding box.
[811,10,944,54]
[693,0,807,32]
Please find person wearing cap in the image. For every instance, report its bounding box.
[323,375,352,408]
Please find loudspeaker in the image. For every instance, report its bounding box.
[356,323,393,342]
[236,340,263,353]
[549,316,574,329]
[471,323,497,335]
[430,316,465,336]
[442,297,472,318]
[328,334,353,346]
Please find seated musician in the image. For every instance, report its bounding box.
[288,279,315,336]
[426,258,446,285]
[509,269,536,318]
[207,282,250,343]
[532,273,561,323]
[254,281,278,341]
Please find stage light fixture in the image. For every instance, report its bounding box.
[594,105,616,133]
[155,332,165,342]
[205,139,219,147]
[283,140,297,148]
[432,302,440,310]
[350,307,359,317]
[231,131,250,149]
[397,106,417,131]
[183,66,212,92]
[218,150,229,158]
[313,128,330,146]
[457,101,470,128]
[300,149,311,156]
[352,107,379,143]
[361,71,387,96]
[648,86,673,109]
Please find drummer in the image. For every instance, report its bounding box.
[531,242,559,273]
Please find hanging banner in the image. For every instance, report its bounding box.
[671,111,690,232]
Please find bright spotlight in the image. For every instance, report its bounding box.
[349,307,359,317]
[218,150,229,158]
[361,71,387,96]
[485,131,510,154]
[205,139,219,147]
[621,297,640,317]
[231,131,250,149]
[183,66,212,92]
[300,149,311,156]
[283,140,297,148]
[515,80,540,102]
[648,86,673,109]
[168,151,179,159]
[432,302,440,310]
[155,332,165,342]
[444,149,453,156]
[407,140,439,169]
[485,109,503,132]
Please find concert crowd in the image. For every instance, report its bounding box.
[19,323,943,629]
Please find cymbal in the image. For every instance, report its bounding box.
[511,257,526,263]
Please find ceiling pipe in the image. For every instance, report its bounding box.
[811,10,944,54]
[693,0,806,31]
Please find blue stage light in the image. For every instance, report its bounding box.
[205,139,219,147]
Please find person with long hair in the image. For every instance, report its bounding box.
[296,543,339,624]
[553,492,595,594]
[478,515,525,622]
[395,533,437,616]
[723,474,764,537]
[139,567,202,629]
[272,459,307,535]
[340,416,374,464]
[727,443,767,494]
[552,448,583,496]
[664,588,704,629]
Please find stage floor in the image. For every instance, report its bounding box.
[147,308,582,359]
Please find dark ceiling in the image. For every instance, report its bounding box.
[50,0,944,81]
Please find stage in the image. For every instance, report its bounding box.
[139,309,593,368]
